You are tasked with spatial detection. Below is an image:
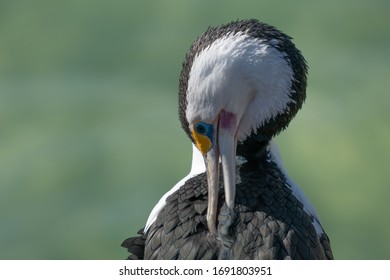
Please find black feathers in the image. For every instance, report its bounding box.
[121,229,145,260]
[122,147,333,260]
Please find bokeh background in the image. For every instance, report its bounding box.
[0,0,389,259]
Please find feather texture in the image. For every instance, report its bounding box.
[122,143,333,260]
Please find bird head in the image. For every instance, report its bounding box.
[178,19,307,234]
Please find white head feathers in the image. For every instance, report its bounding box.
[186,32,294,141]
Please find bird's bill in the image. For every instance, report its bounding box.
[205,141,219,235]
[205,110,237,235]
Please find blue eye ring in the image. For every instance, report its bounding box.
[195,122,208,135]
[194,122,213,141]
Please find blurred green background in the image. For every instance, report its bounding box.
[0,0,389,259]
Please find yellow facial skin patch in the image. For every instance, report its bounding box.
[192,122,213,156]
[192,131,212,156]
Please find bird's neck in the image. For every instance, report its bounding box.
[236,132,270,163]
[190,132,270,175]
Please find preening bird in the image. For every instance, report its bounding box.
[122,19,333,260]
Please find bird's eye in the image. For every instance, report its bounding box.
[195,123,208,135]
[192,122,213,155]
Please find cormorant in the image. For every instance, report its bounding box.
[122,19,333,260]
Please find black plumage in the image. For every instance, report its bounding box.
[123,142,333,259]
